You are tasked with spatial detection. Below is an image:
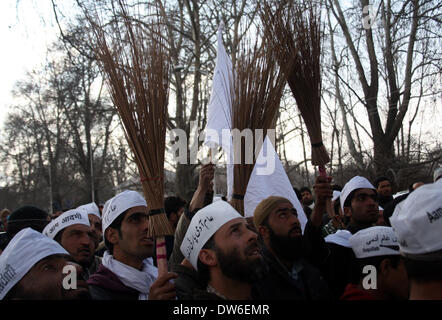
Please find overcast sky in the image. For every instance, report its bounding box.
[0,0,58,129]
[0,0,439,165]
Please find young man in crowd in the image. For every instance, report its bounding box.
[374,176,394,208]
[322,176,380,299]
[180,200,265,300]
[43,209,100,280]
[252,176,332,300]
[341,226,409,300]
[300,187,314,220]
[77,202,103,249]
[87,190,177,300]
[390,181,442,299]
[164,196,186,260]
[0,228,90,300]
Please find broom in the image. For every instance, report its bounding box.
[87,2,173,275]
[230,37,285,215]
[261,0,333,216]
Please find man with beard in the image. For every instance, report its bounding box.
[374,176,394,208]
[87,190,177,300]
[1,228,90,300]
[252,176,333,300]
[43,209,98,280]
[180,200,265,300]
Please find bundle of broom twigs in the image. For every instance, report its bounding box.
[86,2,173,275]
[230,37,285,215]
[261,0,334,219]
[260,0,330,169]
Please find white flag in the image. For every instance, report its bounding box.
[204,23,234,199]
[244,137,308,231]
[204,23,233,150]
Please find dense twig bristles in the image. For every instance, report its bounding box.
[88,2,173,236]
[261,0,330,166]
[230,38,285,215]
[147,214,174,238]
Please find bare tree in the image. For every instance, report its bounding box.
[328,0,441,175]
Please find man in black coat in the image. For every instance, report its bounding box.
[252,176,332,300]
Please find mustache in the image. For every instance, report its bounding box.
[244,240,261,255]
[289,226,302,235]
[78,245,91,253]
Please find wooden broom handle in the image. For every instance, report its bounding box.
[156,236,168,276]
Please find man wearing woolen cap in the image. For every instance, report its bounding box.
[0,228,90,300]
[0,205,51,252]
[340,226,409,300]
[43,209,99,280]
[390,181,442,299]
[86,190,177,300]
[179,200,265,300]
[252,175,333,300]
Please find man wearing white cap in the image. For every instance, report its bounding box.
[87,190,177,300]
[43,209,98,280]
[321,176,379,299]
[340,226,408,300]
[0,228,89,300]
[390,181,442,299]
[340,176,379,234]
[180,200,265,300]
[77,202,102,249]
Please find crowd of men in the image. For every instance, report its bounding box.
[0,166,441,300]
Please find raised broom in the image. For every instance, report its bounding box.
[261,0,334,217]
[230,37,285,215]
[87,3,173,275]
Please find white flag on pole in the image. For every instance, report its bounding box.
[244,137,308,231]
[204,23,233,150]
[204,23,234,200]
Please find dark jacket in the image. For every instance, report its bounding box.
[320,242,359,300]
[87,265,139,300]
[83,255,102,281]
[254,221,331,300]
[254,246,332,300]
[172,264,206,300]
[191,289,224,300]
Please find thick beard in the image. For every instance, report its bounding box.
[215,243,266,284]
[268,227,305,261]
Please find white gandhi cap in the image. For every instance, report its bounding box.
[0,228,68,299]
[77,202,101,219]
[340,176,375,211]
[102,190,147,235]
[180,200,242,270]
[390,181,442,259]
[349,226,400,259]
[43,209,90,240]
